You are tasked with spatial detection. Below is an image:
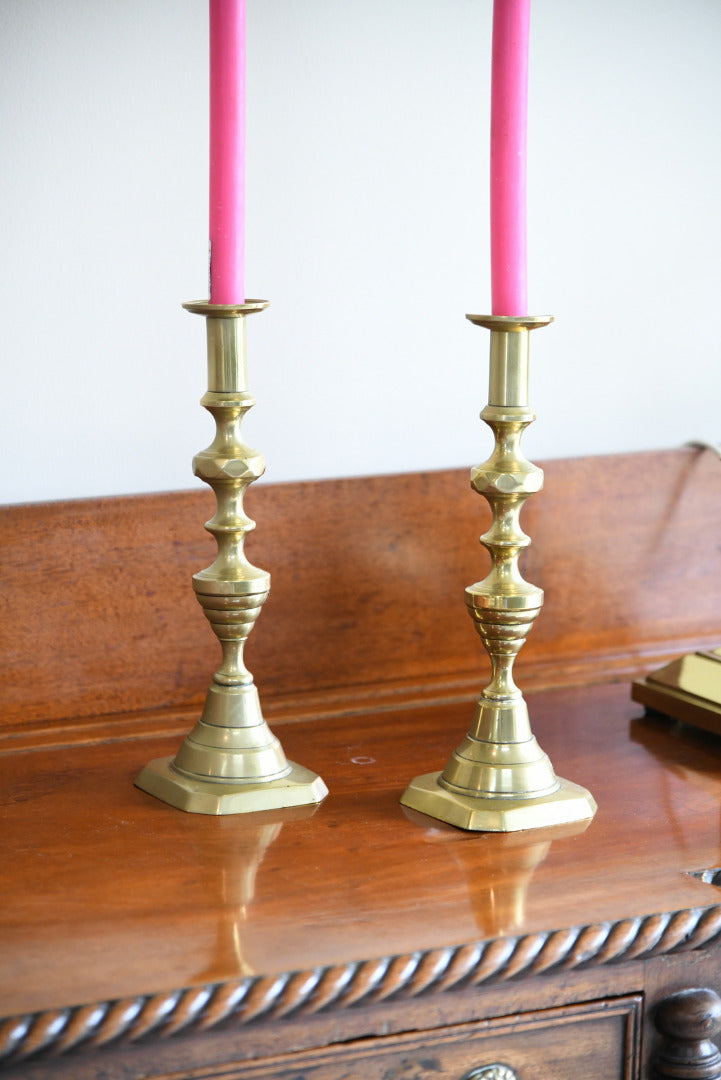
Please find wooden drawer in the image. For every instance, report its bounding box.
[183,996,642,1080]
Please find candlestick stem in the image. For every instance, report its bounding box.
[401,315,596,831]
[136,301,327,814]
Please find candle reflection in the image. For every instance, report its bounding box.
[630,713,721,864]
[194,805,319,981]
[404,808,590,937]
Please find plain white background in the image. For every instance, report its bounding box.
[1,0,720,505]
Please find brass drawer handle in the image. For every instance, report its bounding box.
[461,1066,518,1080]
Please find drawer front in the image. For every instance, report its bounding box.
[196,995,642,1080]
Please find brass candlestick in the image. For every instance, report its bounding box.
[136,301,327,814]
[401,314,596,831]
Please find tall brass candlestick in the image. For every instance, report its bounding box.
[401,315,596,831]
[136,301,327,815]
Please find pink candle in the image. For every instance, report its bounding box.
[490,0,530,316]
[209,0,246,304]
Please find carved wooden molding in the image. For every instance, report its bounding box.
[2,903,720,1068]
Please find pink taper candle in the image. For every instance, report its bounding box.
[490,0,530,316]
[209,0,246,304]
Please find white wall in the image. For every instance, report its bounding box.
[1,0,720,505]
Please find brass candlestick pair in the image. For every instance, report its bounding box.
[137,305,595,833]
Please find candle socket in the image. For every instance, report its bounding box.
[401,315,596,831]
[135,301,327,814]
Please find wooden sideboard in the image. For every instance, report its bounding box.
[3,447,721,1080]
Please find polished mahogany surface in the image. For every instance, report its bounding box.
[3,447,721,753]
[3,681,721,1020]
[3,453,721,1078]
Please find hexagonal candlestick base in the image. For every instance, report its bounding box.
[136,757,328,816]
[401,772,596,833]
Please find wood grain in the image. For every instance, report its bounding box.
[4,449,721,1079]
[3,447,721,750]
[61,998,635,1080]
[2,681,721,1072]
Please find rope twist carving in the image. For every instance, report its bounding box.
[3,903,720,1067]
